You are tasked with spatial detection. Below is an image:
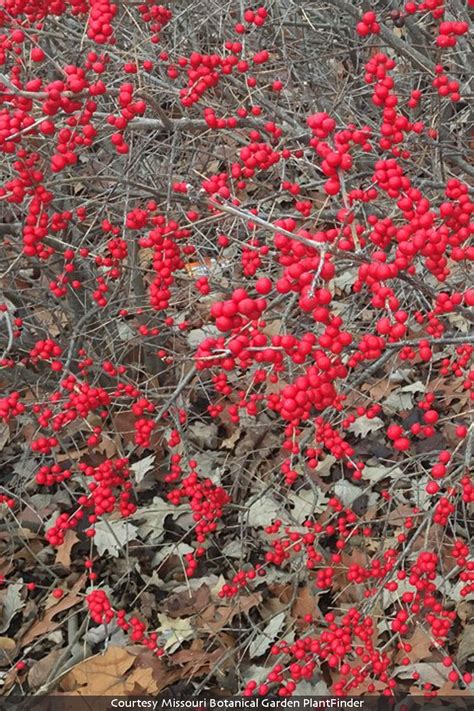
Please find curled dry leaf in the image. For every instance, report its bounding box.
[132,649,183,694]
[170,639,228,680]
[246,494,281,528]
[0,582,24,633]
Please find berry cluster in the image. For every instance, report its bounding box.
[356,11,380,36]
[0,0,472,695]
[45,458,136,545]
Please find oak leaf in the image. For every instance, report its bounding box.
[59,646,135,694]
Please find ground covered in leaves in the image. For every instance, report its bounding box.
[0,0,473,700]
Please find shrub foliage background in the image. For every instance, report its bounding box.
[0,0,473,697]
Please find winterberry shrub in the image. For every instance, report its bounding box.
[0,0,472,697]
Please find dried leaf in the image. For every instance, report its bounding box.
[198,593,262,634]
[28,649,63,689]
[242,665,270,686]
[0,634,16,665]
[394,663,448,686]
[333,480,363,507]
[333,269,357,293]
[288,489,327,523]
[131,454,155,484]
[363,464,401,483]
[152,542,194,566]
[348,416,384,437]
[395,627,432,663]
[383,578,416,609]
[54,530,79,568]
[383,381,424,412]
[188,421,218,449]
[249,612,286,658]
[124,665,159,693]
[0,583,24,633]
[60,647,135,694]
[21,575,85,647]
[446,312,470,334]
[117,321,136,343]
[292,586,320,622]
[93,519,138,557]
[111,411,136,447]
[221,539,246,559]
[457,625,474,666]
[132,649,183,694]
[156,613,194,653]
[315,454,336,477]
[170,640,226,679]
[0,637,15,650]
[296,679,331,694]
[164,584,210,619]
[220,429,241,450]
[187,325,220,348]
[246,494,280,527]
[134,497,187,542]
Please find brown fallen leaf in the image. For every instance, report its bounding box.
[220,428,241,450]
[456,599,473,625]
[59,646,135,694]
[0,559,13,578]
[132,649,183,694]
[268,584,292,604]
[0,666,18,694]
[197,592,262,634]
[73,647,183,696]
[292,586,320,624]
[21,574,86,647]
[164,584,210,619]
[124,666,159,694]
[0,636,16,666]
[170,639,227,679]
[395,662,449,687]
[28,649,64,690]
[395,626,432,664]
[332,549,369,603]
[112,411,139,447]
[54,530,79,568]
[56,446,88,463]
[0,637,15,650]
[457,624,474,667]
